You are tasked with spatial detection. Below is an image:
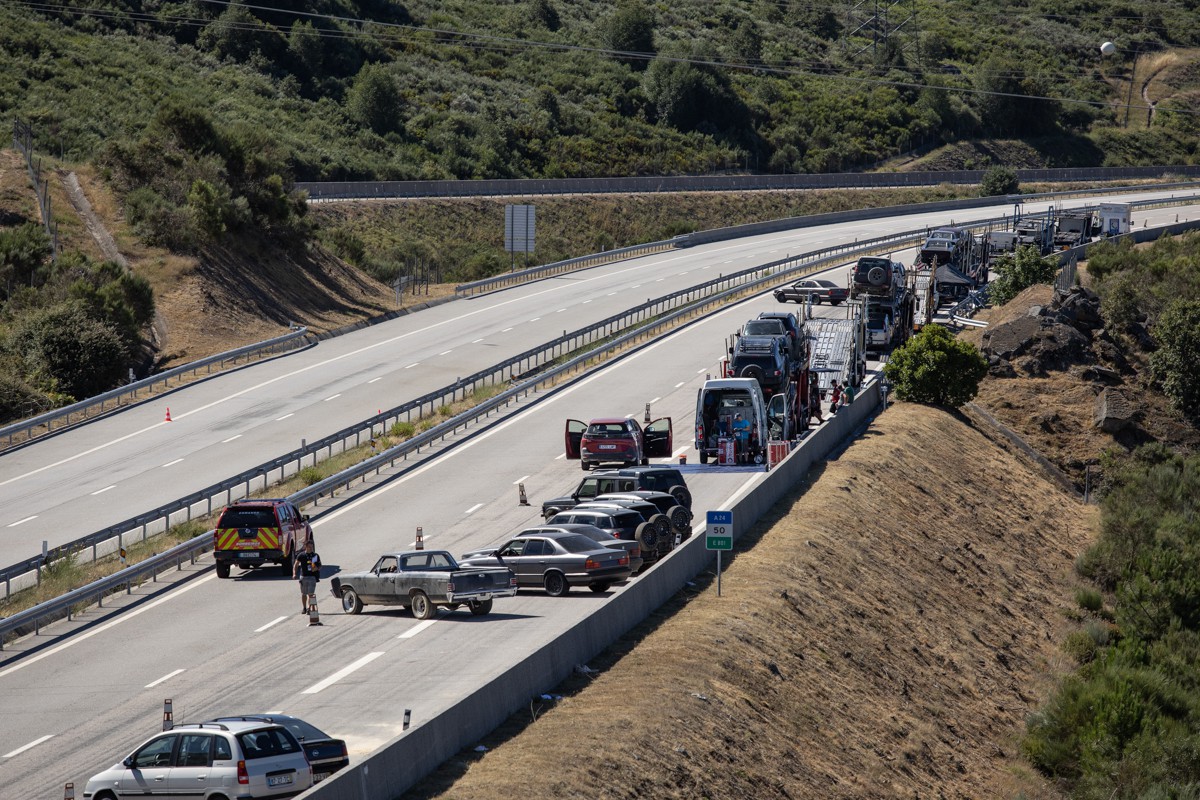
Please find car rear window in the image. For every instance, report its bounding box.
[585,423,629,438]
[557,534,606,553]
[238,728,301,760]
[613,512,641,528]
[218,508,277,528]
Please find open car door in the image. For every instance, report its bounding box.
[643,417,673,458]
[564,419,586,459]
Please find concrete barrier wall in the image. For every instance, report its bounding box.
[306,382,883,800]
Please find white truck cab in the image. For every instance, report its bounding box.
[695,377,769,465]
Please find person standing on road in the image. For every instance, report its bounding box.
[830,381,843,414]
[293,539,322,615]
[808,374,824,424]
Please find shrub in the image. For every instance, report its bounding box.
[7,301,129,400]
[979,165,1019,196]
[881,324,988,407]
[988,245,1059,306]
[1076,586,1104,613]
[1062,629,1098,663]
[1150,299,1200,421]
[297,466,324,486]
[390,421,415,438]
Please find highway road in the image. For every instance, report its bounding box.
[0,188,1194,570]
[0,275,881,797]
[1,192,1198,797]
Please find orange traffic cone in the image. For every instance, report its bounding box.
[164,407,172,422]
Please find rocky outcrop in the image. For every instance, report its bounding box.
[982,286,1105,377]
[1094,388,1136,432]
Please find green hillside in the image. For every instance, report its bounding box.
[3,0,1199,183]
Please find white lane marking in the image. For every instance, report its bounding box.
[439,350,453,356]
[555,308,566,313]
[324,394,342,402]
[472,338,485,343]
[554,453,565,460]
[301,652,385,695]
[222,434,242,443]
[91,485,116,496]
[8,516,37,527]
[502,327,514,332]
[624,413,635,419]
[399,620,437,639]
[582,299,592,304]
[276,413,294,421]
[465,503,483,514]
[3,735,54,758]
[672,446,689,457]
[145,668,185,689]
[0,574,217,680]
[674,382,685,388]
[680,272,689,275]
[649,397,661,405]
[607,292,617,296]
[162,459,184,468]
[368,377,383,384]
[405,363,420,369]
[529,317,541,322]
[655,278,665,281]
[255,616,289,633]
[513,475,530,484]
[697,368,707,374]
[631,284,641,289]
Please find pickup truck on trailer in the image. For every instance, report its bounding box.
[330,550,516,619]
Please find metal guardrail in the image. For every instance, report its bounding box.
[0,327,312,451]
[0,533,209,648]
[299,166,1200,201]
[6,193,1199,597]
[455,237,684,296]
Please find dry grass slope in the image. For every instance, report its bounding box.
[411,403,1095,800]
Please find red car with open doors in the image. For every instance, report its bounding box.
[565,417,673,471]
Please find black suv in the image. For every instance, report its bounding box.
[541,467,691,520]
[596,491,693,538]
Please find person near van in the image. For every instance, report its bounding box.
[808,375,824,424]
[293,540,322,614]
[830,381,843,414]
[843,382,857,406]
[732,412,750,448]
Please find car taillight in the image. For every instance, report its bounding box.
[446,581,454,592]
[618,555,629,566]
[237,760,249,785]
[630,546,640,557]
[510,574,518,587]
[584,558,600,570]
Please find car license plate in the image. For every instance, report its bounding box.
[238,552,257,558]
[314,772,330,783]
[599,444,616,450]
[268,773,294,787]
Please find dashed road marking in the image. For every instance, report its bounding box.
[145,669,185,689]
[255,616,288,633]
[301,652,385,695]
[4,735,54,759]
[91,485,116,496]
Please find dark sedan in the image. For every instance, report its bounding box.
[207,714,348,783]
[460,530,631,596]
[518,523,643,574]
[774,278,848,305]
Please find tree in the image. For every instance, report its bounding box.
[1150,299,1200,421]
[602,0,655,67]
[7,301,129,400]
[347,63,402,135]
[882,324,987,407]
[529,0,560,31]
[980,165,1019,197]
[643,47,747,134]
[988,245,1058,305]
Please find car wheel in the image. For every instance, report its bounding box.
[640,453,649,466]
[668,506,692,535]
[589,582,612,593]
[280,548,293,576]
[341,587,363,615]
[543,507,561,522]
[543,571,569,597]
[410,591,434,620]
[699,450,708,465]
[650,513,671,542]
[814,295,823,304]
[215,562,230,579]
[669,485,692,509]
[832,300,843,306]
[92,792,118,800]
[469,598,493,615]
[635,521,659,552]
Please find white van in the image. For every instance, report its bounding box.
[695,378,769,465]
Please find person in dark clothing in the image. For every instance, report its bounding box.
[293,539,322,614]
